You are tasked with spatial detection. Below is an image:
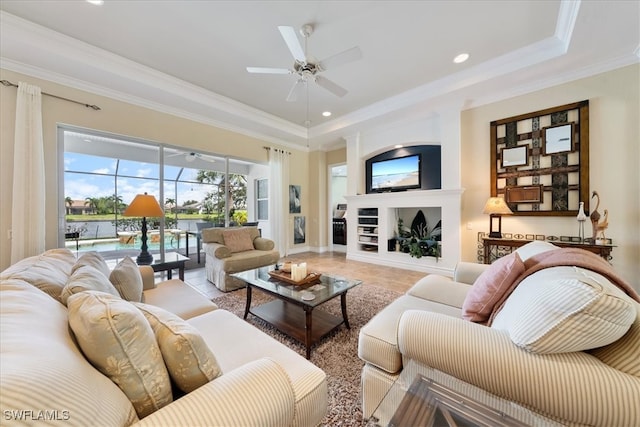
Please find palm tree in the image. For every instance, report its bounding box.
[65,197,73,215]
[84,197,98,215]
[165,197,176,214]
[110,194,123,214]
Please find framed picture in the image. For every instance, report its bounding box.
[543,123,575,155]
[500,145,529,168]
[294,216,305,244]
[289,185,301,213]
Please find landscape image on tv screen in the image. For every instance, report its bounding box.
[371,155,420,190]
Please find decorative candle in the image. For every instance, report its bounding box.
[299,262,307,278]
[291,264,300,281]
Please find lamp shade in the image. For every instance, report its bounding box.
[482,197,513,215]
[123,193,164,217]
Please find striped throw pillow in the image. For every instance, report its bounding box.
[492,267,636,354]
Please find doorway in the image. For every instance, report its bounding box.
[329,164,347,252]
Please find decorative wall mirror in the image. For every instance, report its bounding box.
[543,123,575,155]
[501,145,529,168]
[490,100,589,216]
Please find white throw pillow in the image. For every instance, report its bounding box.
[61,265,121,305]
[492,267,636,354]
[72,251,111,278]
[109,257,144,302]
[67,291,173,418]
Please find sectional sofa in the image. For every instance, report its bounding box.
[0,249,327,426]
[359,241,640,426]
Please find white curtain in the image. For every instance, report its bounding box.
[268,149,290,256]
[11,82,45,263]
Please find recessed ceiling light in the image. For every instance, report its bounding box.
[86,0,104,5]
[322,111,332,117]
[453,53,469,64]
[395,144,403,148]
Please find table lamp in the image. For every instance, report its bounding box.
[483,197,513,238]
[123,193,164,265]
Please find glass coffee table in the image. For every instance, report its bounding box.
[368,360,562,427]
[232,265,362,359]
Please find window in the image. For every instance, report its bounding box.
[60,128,254,258]
[256,178,268,220]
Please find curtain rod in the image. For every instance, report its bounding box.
[1,79,101,111]
[263,146,291,155]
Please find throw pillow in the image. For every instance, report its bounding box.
[67,291,173,418]
[461,252,525,324]
[60,265,121,305]
[109,257,144,302]
[134,302,221,392]
[491,267,636,354]
[72,251,111,278]
[222,228,254,253]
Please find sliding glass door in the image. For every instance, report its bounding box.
[59,126,250,260]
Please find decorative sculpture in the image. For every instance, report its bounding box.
[576,201,587,242]
[590,191,609,243]
[595,209,609,242]
[590,191,601,239]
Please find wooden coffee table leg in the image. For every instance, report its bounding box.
[244,286,252,320]
[341,292,351,329]
[304,306,313,359]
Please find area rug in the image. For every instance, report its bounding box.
[212,284,401,426]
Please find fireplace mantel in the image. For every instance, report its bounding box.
[345,189,464,276]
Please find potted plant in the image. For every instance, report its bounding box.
[397,218,441,259]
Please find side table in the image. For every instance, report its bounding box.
[150,252,189,281]
[482,237,615,264]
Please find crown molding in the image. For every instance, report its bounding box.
[2,3,636,154]
[0,11,307,142]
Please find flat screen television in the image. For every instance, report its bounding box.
[370,154,421,192]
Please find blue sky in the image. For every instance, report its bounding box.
[64,152,212,206]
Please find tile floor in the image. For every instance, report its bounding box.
[179,251,428,299]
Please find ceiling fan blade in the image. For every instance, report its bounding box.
[314,75,348,97]
[278,25,306,63]
[286,79,305,102]
[246,67,291,74]
[318,46,362,71]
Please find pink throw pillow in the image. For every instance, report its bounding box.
[462,252,525,324]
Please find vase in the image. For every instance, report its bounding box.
[576,202,587,242]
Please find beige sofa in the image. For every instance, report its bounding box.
[1,249,327,426]
[359,241,640,426]
[202,226,280,292]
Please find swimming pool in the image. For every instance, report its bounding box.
[65,236,189,254]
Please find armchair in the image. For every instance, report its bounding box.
[202,227,280,292]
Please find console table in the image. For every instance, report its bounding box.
[482,237,615,264]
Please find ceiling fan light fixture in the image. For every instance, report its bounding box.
[453,53,469,64]
[247,24,362,101]
[185,153,197,162]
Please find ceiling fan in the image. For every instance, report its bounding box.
[166,151,216,163]
[247,23,362,102]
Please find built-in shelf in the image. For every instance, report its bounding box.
[357,208,378,252]
[346,189,464,276]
